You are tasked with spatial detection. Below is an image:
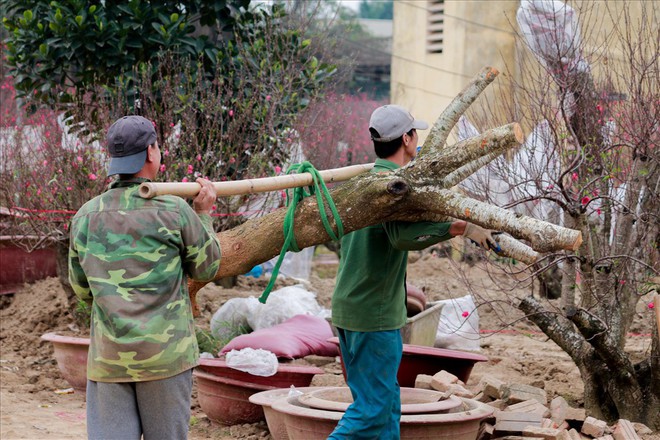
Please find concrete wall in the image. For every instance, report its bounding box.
[390,0,654,145]
[391,1,519,145]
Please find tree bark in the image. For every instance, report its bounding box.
[189,68,582,296]
[194,122,580,287]
[519,294,660,428]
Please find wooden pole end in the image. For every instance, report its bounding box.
[513,123,525,144]
[139,183,156,199]
[572,232,583,251]
[485,66,500,80]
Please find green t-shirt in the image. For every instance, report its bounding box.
[69,178,221,382]
[331,159,453,332]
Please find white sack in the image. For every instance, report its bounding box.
[210,297,260,339]
[248,284,327,331]
[433,294,481,352]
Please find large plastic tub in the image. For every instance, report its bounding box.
[401,302,444,346]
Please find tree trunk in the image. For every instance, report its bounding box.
[519,295,660,429]
[513,8,659,426]
[192,68,581,294]
[188,68,581,296]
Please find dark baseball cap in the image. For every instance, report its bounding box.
[106,115,157,175]
[369,105,429,142]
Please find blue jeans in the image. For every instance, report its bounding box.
[328,328,403,440]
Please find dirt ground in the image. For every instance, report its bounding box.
[1,247,656,439]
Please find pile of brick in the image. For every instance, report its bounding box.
[414,371,654,440]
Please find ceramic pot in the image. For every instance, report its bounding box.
[297,386,462,414]
[249,387,322,440]
[328,337,488,387]
[194,359,324,426]
[197,358,323,388]
[41,332,89,393]
[272,394,494,440]
[406,296,425,316]
[194,369,277,425]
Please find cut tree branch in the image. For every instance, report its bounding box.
[187,67,582,313]
[420,66,500,155]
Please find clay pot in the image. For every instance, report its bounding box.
[40,332,89,393]
[328,337,488,387]
[194,369,275,425]
[406,283,427,308]
[249,387,322,440]
[197,358,323,388]
[298,387,463,414]
[194,361,323,426]
[406,283,427,316]
[406,296,425,316]
[272,394,494,440]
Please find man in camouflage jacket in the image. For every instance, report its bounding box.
[69,115,221,440]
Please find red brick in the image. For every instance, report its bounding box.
[414,374,433,390]
[506,400,551,418]
[612,419,640,440]
[582,416,608,438]
[522,426,562,440]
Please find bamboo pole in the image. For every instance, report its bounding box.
[139,163,375,199]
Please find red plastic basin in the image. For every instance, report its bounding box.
[328,337,487,387]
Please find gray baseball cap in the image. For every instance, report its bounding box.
[369,105,429,142]
[106,115,157,175]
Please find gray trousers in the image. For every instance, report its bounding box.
[86,369,193,440]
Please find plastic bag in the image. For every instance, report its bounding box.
[288,385,303,397]
[225,348,278,377]
[265,247,315,280]
[248,285,325,331]
[210,297,260,340]
[432,294,481,352]
[516,0,584,71]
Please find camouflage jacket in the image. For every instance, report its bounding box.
[68,177,221,382]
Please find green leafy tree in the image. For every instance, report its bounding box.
[2,0,335,188]
[2,1,242,106]
[1,0,338,325]
[2,1,333,138]
[358,0,393,20]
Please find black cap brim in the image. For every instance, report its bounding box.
[107,150,147,176]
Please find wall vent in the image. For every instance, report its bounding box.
[427,0,445,54]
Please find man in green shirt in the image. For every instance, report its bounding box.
[329,105,498,439]
[69,115,221,440]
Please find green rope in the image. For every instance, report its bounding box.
[258,161,344,303]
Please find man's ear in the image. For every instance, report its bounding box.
[402,133,412,148]
[146,144,156,162]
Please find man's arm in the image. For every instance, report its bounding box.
[384,221,453,251]
[181,178,221,281]
[384,220,500,252]
[68,221,92,306]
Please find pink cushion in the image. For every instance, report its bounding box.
[220,314,339,359]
